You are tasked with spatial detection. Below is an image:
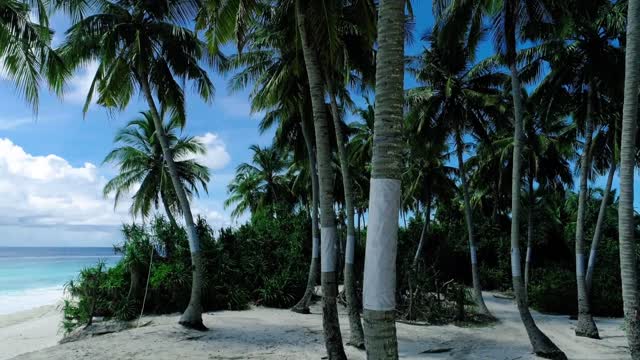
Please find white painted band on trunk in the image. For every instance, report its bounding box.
[320,227,337,272]
[511,247,522,277]
[363,178,401,311]
[470,245,477,265]
[587,249,596,270]
[526,246,532,263]
[345,234,355,265]
[188,228,198,254]
[576,253,585,277]
[312,236,320,259]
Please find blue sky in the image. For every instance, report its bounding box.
[0,2,636,247]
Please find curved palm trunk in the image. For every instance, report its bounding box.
[508,61,566,359]
[292,107,320,314]
[575,87,599,339]
[139,77,205,331]
[619,0,640,356]
[161,194,177,259]
[585,159,616,294]
[328,83,365,348]
[456,133,492,317]
[412,185,432,268]
[362,0,404,358]
[296,1,346,358]
[524,173,534,301]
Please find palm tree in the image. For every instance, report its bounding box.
[407,28,506,317]
[619,0,640,356]
[225,144,293,217]
[0,0,66,110]
[103,110,210,257]
[295,0,346,356]
[361,0,405,358]
[59,0,218,330]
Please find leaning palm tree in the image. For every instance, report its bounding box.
[0,0,66,110]
[59,0,218,330]
[361,0,405,358]
[437,0,566,357]
[295,0,347,356]
[103,110,210,232]
[619,0,640,356]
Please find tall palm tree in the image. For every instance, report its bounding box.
[362,0,405,358]
[59,0,218,330]
[103,110,210,258]
[407,28,506,317]
[0,0,66,110]
[437,0,567,356]
[295,0,346,356]
[619,0,640,356]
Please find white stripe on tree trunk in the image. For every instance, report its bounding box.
[312,236,320,259]
[511,247,522,277]
[470,245,477,265]
[345,234,355,265]
[320,227,337,272]
[526,246,532,263]
[576,253,585,276]
[363,178,401,311]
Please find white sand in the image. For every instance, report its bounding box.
[0,304,62,360]
[3,293,629,360]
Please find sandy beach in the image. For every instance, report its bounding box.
[0,293,629,360]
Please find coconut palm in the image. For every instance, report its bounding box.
[407,27,507,317]
[619,0,640,356]
[0,0,66,110]
[295,0,346,356]
[225,144,294,217]
[58,0,219,330]
[361,0,405,358]
[103,110,210,257]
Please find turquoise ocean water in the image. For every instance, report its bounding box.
[0,247,120,315]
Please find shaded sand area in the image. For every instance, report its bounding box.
[3,293,629,360]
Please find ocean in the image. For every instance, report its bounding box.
[0,247,121,315]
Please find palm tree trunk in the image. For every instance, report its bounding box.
[586,159,616,294]
[362,0,404,358]
[575,85,599,339]
[619,0,640,355]
[139,76,206,331]
[508,60,566,358]
[295,1,346,358]
[328,82,365,348]
[455,132,492,317]
[524,173,534,302]
[161,194,177,259]
[292,105,320,315]
[412,184,432,268]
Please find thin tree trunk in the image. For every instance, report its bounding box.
[524,173,534,302]
[619,0,640,355]
[456,133,492,317]
[412,185,432,268]
[362,0,404,358]
[292,105,320,315]
[586,159,616,294]
[296,1,346,358]
[328,82,365,348]
[139,76,206,331]
[508,59,566,359]
[575,85,599,339]
[161,194,177,260]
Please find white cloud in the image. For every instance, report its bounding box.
[0,138,129,236]
[64,61,99,105]
[193,132,231,170]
